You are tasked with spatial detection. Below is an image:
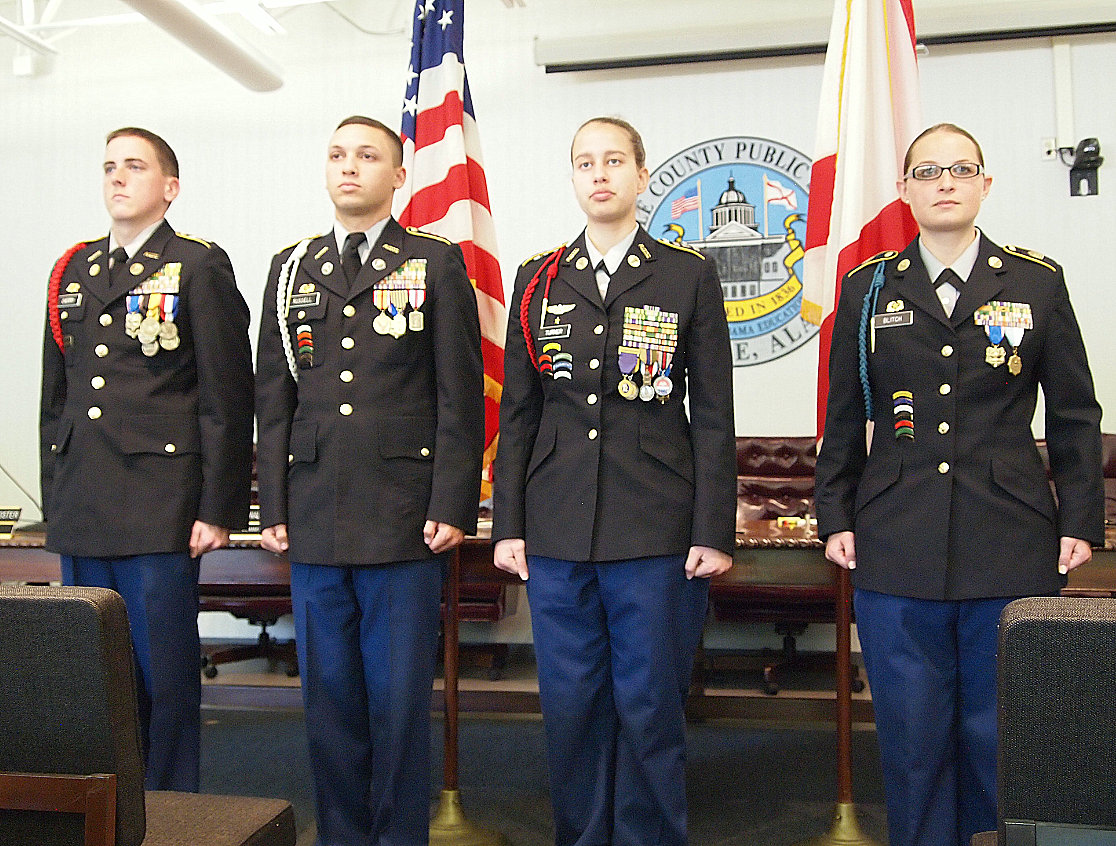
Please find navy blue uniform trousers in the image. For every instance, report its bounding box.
[291,558,443,846]
[854,589,1016,846]
[62,553,201,792]
[526,554,708,846]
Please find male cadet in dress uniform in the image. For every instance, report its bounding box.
[255,116,484,846]
[815,123,1104,846]
[40,127,254,791]
[493,117,737,846]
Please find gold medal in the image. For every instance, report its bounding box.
[373,312,391,334]
[125,312,143,338]
[985,345,1006,367]
[390,313,407,338]
[1008,352,1022,375]
[159,334,180,351]
[137,317,161,344]
[141,340,159,357]
[618,376,638,400]
[408,310,424,332]
[158,320,178,341]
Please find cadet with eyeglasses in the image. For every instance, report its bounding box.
[815,123,1104,846]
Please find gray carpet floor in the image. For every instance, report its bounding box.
[200,709,888,846]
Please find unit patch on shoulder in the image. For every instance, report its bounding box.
[1003,245,1056,272]
[655,238,704,259]
[849,251,898,275]
[406,227,451,245]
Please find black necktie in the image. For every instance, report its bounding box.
[594,260,610,298]
[109,247,128,287]
[342,232,366,288]
[936,267,963,289]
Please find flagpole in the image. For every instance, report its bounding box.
[696,178,703,240]
[429,548,510,846]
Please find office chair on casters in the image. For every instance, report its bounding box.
[0,585,296,846]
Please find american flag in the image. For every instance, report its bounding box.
[670,189,700,220]
[394,0,506,501]
[801,0,921,440]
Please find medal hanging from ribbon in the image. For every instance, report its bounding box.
[125,294,143,338]
[138,292,163,356]
[158,294,180,350]
[373,288,391,335]
[975,301,1032,375]
[620,305,678,402]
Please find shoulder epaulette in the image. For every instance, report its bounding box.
[1003,245,1057,272]
[520,245,565,267]
[406,226,451,245]
[655,238,705,259]
[175,232,212,249]
[280,233,324,255]
[849,250,898,275]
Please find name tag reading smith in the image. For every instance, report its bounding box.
[872,311,913,329]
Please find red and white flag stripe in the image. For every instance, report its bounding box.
[801,0,922,439]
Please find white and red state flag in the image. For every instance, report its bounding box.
[801,0,922,439]
[395,0,506,501]
[763,175,798,210]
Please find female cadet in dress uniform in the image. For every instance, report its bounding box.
[815,123,1104,846]
[493,117,737,846]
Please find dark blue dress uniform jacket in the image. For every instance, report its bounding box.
[815,234,1104,600]
[493,226,737,561]
[254,218,484,566]
[40,220,254,557]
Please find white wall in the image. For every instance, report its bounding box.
[2,1,1114,520]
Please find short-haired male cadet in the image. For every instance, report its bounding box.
[255,116,484,845]
[40,127,254,791]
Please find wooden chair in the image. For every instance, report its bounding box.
[0,585,296,846]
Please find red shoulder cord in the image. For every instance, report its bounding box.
[519,246,565,371]
[48,242,88,353]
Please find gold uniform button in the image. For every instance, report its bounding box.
[297,310,306,320]
[938,462,950,474]
[60,310,69,320]
[941,345,954,357]
[87,406,102,420]
[341,337,355,349]
[938,421,950,434]
[340,370,354,382]
[343,304,356,318]
[91,376,105,390]
[339,403,353,416]
[50,444,58,453]
[288,454,294,464]
[95,344,109,358]
[164,443,176,453]
[589,358,600,370]
[939,383,951,395]
[593,324,604,335]
[99,313,112,326]
[420,447,431,457]
[587,394,598,405]
[588,428,599,440]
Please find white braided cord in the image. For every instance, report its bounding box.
[277,238,312,381]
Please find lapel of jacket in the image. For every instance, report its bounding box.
[950,234,1009,329]
[292,232,346,298]
[889,240,952,330]
[349,217,410,301]
[603,227,656,310]
[73,236,112,304]
[552,231,603,309]
[84,219,177,306]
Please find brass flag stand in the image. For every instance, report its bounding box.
[429,547,509,846]
[794,565,882,846]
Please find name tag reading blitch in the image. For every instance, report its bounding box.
[539,324,572,341]
[872,311,913,329]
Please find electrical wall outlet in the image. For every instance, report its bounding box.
[1041,138,1058,161]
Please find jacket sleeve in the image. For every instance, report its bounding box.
[683,256,737,556]
[425,243,485,534]
[254,252,299,530]
[491,264,544,544]
[187,244,255,530]
[814,271,869,539]
[1038,269,1105,545]
[39,306,67,522]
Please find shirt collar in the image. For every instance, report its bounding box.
[584,225,639,275]
[918,229,982,285]
[109,219,164,258]
[333,216,391,262]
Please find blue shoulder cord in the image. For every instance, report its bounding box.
[856,262,886,421]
